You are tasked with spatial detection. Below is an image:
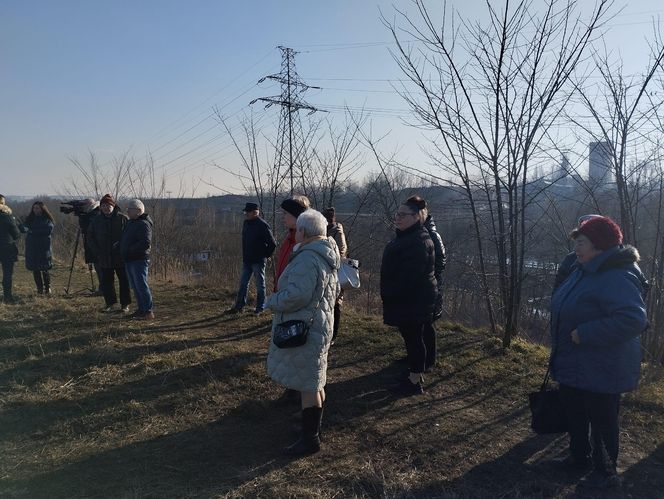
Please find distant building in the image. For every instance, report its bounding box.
[588,141,613,187]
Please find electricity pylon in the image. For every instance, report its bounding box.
[251,46,324,195]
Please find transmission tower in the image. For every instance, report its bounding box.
[251,46,324,195]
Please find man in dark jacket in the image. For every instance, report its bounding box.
[0,195,21,303]
[88,194,131,313]
[77,198,102,294]
[229,202,277,314]
[120,199,154,320]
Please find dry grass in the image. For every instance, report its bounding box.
[1,263,663,498]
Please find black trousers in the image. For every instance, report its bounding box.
[1,259,14,300]
[398,323,427,374]
[100,267,131,307]
[33,270,50,292]
[423,322,437,368]
[559,384,621,472]
[332,290,344,341]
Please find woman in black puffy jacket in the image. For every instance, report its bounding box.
[380,196,436,396]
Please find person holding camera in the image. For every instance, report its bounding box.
[22,201,55,295]
[88,194,131,313]
[0,195,21,303]
[61,198,102,294]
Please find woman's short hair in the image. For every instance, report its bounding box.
[126,199,145,214]
[292,194,311,209]
[296,209,327,238]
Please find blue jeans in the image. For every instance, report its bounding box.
[234,261,266,311]
[125,260,153,313]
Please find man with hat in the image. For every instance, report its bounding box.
[228,202,277,314]
[87,194,131,312]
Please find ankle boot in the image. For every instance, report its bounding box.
[283,406,323,456]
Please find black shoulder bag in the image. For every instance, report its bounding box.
[272,274,329,349]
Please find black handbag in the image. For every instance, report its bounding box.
[529,365,568,434]
[272,274,329,349]
[272,319,311,348]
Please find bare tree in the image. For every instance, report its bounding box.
[387,0,612,347]
[570,35,664,244]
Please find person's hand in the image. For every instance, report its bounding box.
[571,329,580,344]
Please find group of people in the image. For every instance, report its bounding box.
[231,195,646,491]
[0,194,155,320]
[228,194,446,456]
[1,190,649,488]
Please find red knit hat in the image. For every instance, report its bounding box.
[576,216,623,250]
[100,194,116,207]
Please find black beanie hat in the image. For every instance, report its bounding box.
[280,198,307,218]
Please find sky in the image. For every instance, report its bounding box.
[2,0,664,198]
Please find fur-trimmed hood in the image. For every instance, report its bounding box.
[0,204,12,215]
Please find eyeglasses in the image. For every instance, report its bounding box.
[395,211,416,218]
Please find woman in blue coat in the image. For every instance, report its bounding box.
[23,201,55,294]
[550,216,647,489]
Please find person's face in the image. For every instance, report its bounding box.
[283,210,297,229]
[32,204,42,216]
[295,226,305,243]
[100,203,113,216]
[394,205,419,231]
[574,234,602,264]
[126,207,141,220]
[245,209,259,220]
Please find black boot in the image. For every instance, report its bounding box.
[283,406,323,456]
[33,271,44,294]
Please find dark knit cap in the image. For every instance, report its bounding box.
[243,202,259,213]
[280,198,307,218]
[100,194,116,207]
[576,216,623,250]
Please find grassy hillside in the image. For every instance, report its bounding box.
[1,264,663,498]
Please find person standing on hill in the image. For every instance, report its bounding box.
[228,202,277,314]
[266,209,340,456]
[77,198,102,295]
[407,195,446,370]
[22,201,55,295]
[274,195,309,289]
[0,195,21,303]
[380,197,436,396]
[323,207,347,344]
[121,199,154,320]
[550,216,647,489]
[88,194,131,313]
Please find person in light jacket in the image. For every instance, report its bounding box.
[266,209,340,456]
[550,216,647,489]
[22,201,55,295]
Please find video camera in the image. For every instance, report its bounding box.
[60,200,93,216]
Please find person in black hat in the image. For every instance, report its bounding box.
[228,202,277,314]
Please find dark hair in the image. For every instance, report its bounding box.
[404,195,426,212]
[26,201,55,223]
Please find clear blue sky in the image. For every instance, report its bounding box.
[2,1,663,197]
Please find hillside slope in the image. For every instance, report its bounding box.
[1,265,663,498]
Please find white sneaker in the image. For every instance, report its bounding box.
[120,306,130,314]
[101,304,117,313]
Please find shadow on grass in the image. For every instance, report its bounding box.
[0,331,269,440]
[0,397,295,498]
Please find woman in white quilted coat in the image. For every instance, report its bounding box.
[265,209,340,456]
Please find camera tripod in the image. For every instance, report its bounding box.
[64,227,98,295]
